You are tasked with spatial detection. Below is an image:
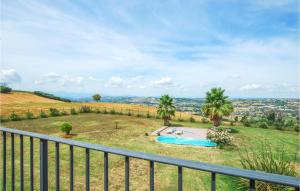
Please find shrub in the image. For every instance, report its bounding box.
[60,110,68,116]
[201,117,209,124]
[229,120,234,126]
[9,112,21,121]
[146,113,151,118]
[257,122,268,129]
[243,120,252,127]
[110,109,116,115]
[145,132,149,136]
[70,108,78,115]
[40,110,48,118]
[207,127,232,147]
[25,111,35,120]
[127,111,131,116]
[95,109,101,114]
[294,124,300,132]
[177,118,184,122]
[60,122,72,135]
[49,108,60,116]
[189,116,195,123]
[239,141,296,191]
[137,113,142,118]
[0,116,8,122]
[103,109,108,114]
[34,91,71,102]
[0,85,12,93]
[226,128,239,134]
[79,106,92,113]
[274,121,285,130]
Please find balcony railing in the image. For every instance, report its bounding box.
[1,127,299,191]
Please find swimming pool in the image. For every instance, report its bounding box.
[156,136,217,147]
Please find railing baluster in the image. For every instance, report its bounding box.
[178,166,182,191]
[150,161,154,191]
[86,148,90,191]
[2,132,6,191]
[211,172,216,191]
[125,156,129,191]
[20,135,24,191]
[30,137,34,191]
[104,152,108,191]
[249,179,255,191]
[55,142,60,191]
[40,139,48,191]
[11,133,15,191]
[70,145,74,191]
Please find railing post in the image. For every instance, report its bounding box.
[178,166,182,191]
[20,135,24,191]
[11,133,15,191]
[40,139,48,191]
[2,132,6,191]
[70,145,74,191]
[86,148,90,191]
[30,137,34,191]
[125,156,130,191]
[211,173,216,191]
[249,179,255,191]
[150,161,154,191]
[104,152,109,191]
[55,142,60,191]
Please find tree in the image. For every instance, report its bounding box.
[0,83,12,93]
[201,87,234,127]
[157,95,176,126]
[92,94,101,102]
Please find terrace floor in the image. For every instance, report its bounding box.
[156,126,208,139]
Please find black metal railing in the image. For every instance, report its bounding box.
[1,127,299,191]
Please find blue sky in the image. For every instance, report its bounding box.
[1,0,299,98]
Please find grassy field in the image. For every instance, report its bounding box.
[0,113,299,191]
[0,92,202,122]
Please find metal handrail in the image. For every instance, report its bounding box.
[1,127,299,191]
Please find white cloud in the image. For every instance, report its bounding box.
[0,69,22,84]
[105,77,124,88]
[44,72,61,83]
[151,77,173,87]
[240,84,263,90]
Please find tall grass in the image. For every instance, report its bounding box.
[239,141,297,191]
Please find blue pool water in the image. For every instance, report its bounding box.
[156,136,217,147]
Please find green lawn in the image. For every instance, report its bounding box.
[1,113,299,190]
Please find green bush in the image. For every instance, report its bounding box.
[110,109,116,115]
[34,91,71,102]
[60,122,72,135]
[0,116,8,122]
[146,113,151,118]
[49,108,60,116]
[239,141,296,191]
[0,85,12,93]
[60,110,68,116]
[189,116,195,123]
[226,128,239,134]
[177,118,184,122]
[201,117,209,124]
[127,111,131,116]
[229,121,234,126]
[9,112,21,121]
[25,111,35,120]
[95,109,101,114]
[274,121,285,130]
[257,122,268,129]
[40,110,48,118]
[243,120,252,127]
[103,109,108,114]
[79,106,92,113]
[70,108,78,115]
[207,127,232,147]
[294,124,300,132]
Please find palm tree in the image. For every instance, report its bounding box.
[201,87,234,127]
[157,95,176,126]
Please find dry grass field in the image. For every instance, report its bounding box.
[0,92,202,121]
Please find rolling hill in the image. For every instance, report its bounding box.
[0,91,63,104]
